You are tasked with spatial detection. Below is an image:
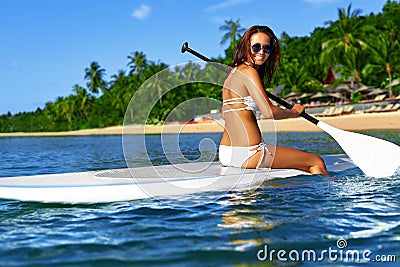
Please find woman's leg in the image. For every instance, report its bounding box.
[244,145,328,175]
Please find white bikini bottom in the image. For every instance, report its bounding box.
[219,143,273,168]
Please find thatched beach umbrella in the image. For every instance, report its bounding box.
[298,92,313,99]
[354,85,373,94]
[284,91,300,99]
[367,88,388,96]
[310,92,328,99]
[385,79,400,88]
[333,84,353,99]
[334,83,351,91]
[328,92,344,99]
[384,79,399,98]
[328,92,349,102]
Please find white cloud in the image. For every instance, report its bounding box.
[131,4,151,20]
[206,0,252,12]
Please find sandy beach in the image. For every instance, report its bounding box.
[0,111,398,137]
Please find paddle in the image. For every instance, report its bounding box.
[181,42,400,178]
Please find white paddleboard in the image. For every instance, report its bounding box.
[0,154,356,204]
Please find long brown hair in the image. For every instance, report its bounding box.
[231,25,281,87]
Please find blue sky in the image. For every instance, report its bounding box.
[0,0,387,115]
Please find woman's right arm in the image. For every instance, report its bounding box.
[271,103,304,120]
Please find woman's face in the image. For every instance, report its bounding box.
[249,32,271,66]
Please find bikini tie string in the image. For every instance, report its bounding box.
[255,143,273,169]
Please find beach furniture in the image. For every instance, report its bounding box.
[374,105,383,113]
[364,105,378,113]
[316,106,335,117]
[342,105,354,115]
[374,94,386,102]
[318,107,345,117]
[381,104,394,112]
[330,107,344,116]
[359,94,387,103]
[389,103,400,112]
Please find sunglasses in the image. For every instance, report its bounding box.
[251,43,273,54]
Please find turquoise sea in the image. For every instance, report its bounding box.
[0,131,399,266]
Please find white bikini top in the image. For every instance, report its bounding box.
[222,61,259,115]
[222,95,259,114]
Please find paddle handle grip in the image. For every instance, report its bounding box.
[181,42,229,73]
[181,42,212,63]
[181,42,320,126]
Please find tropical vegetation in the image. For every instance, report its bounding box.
[1,1,399,132]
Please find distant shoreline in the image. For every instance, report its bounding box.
[0,111,399,137]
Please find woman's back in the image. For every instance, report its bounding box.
[221,64,263,147]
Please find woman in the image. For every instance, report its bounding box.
[219,25,327,175]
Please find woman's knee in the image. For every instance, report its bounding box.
[309,154,327,175]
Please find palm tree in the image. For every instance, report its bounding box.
[50,96,74,130]
[321,4,366,83]
[109,70,130,116]
[72,84,90,123]
[110,70,128,88]
[84,61,107,94]
[219,19,245,50]
[143,61,169,104]
[127,51,148,76]
[280,31,290,46]
[280,58,311,94]
[363,32,400,97]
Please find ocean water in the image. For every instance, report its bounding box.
[0,131,399,266]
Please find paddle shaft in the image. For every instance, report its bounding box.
[181,42,319,125]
